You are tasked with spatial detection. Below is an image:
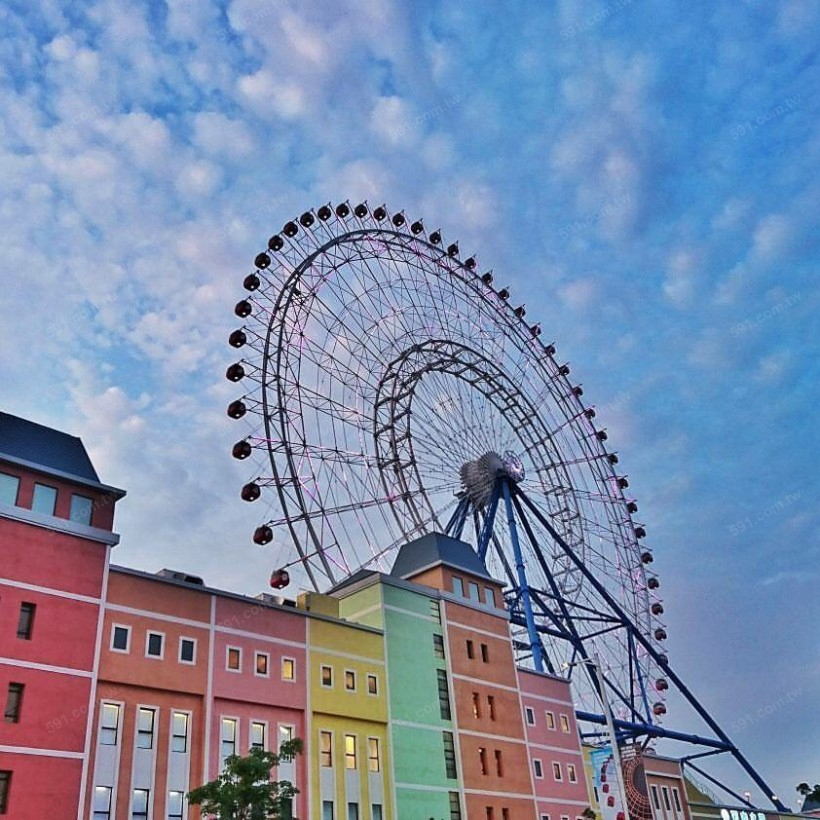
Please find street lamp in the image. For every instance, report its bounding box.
[564,654,629,820]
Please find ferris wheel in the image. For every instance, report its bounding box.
[225,202,785,811]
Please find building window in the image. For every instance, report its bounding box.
[367,673,378,695]
[487,695,496,721]
[479,746,488,775]
[282,657,295,681]
[437,669,451,720]
[100,703,121,745]
[662,787,672,811]
[279,724,294,748]
[552,762,563,781]
[146,631,164,659]
[69,494,94,525]
[472,692,481,719]
[541,814,550,820]
[466,640,475,659]
[92,785,111,820]
[320,730,333,767]
[345,670,356,691]
[443,731,457,779]
[321,664,333,687]
[468,581,480,601]
[0,772,10,815]
[651,785,660,810]
[484,587,496,607]
[171,711,188,752]
[433,633,445,658]
[347,803,359,820]
[430,599,441,623]
[502,810,510,820]
[560,815,569,820]
[449,791,462,820]
[251,721,266,751]
[0,473,20,506]
[494,749,503,776]
[16,602,35,640]
[167,790,184,820]
[322,801,334,820]
[368,737,380,772]
[486,808,495,820]
[560,713,570,733]
[255,652,269,677]
[226,646,241,671]
[525,706,535,725]
[672,788,683,812]
[179,637,196,664]
[568,763,577,783]
[372,805,383,820]
[111,624,130,653]
[137,707,156,749]
[221,718,237,763]
[545,710,556,730]
[534,759,543,778]
[31,483,57,515]
[344,734,357,769]
[453,577,464,596]
[4,683,23,723]
[131,788,150,820]
[480,643,489,662]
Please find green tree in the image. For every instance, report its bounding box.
[188,740,303,819]
[796,783,820,805]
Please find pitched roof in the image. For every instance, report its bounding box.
[390,531,493,581]
[0,412,124,497]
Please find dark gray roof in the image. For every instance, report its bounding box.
[0,413,124,498]
[802,796,820,813]
[390,531,492,581]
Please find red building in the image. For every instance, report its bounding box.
[0,412,125,818]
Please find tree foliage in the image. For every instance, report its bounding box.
[188,740,303,819]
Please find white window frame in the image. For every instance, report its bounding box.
[135,705,157,750]
[254,651,270,678]
[525,706,535,725]
[226,645,242,673]
[344,733,358,770]
[145,630,165,660]
[170,710,190,754]
[99,701,123,747]
[320,729,333,767]
[568,763,577,783]
[366,673,379,696]
[110,623,131,654]
[534,758,544,778]
[221,716,239,764]
[552,761,563,781]
[178,636,197,665]
[250,719,268,752]
[320,664,333,688]
[545,710,556,730]
[559,713,571,733]
[344,669,357,692]
[367,736,381,772]
[278,723,295,750]
[281,656,296,682]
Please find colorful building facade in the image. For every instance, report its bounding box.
[0,410,750,820]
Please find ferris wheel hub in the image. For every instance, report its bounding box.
[460,450,525,508]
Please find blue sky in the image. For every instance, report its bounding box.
[1,0,818,805]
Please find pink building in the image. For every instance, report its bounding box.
[0,412,124,819]
[519,668,591,820]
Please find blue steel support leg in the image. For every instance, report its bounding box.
[513,484,787,813]
[500,478,545,673]
[476,480,502,562]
